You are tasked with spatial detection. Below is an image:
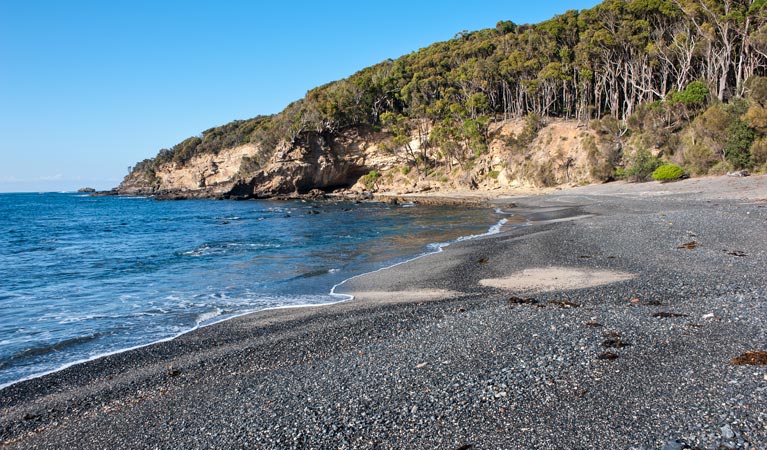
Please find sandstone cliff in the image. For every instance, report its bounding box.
[117,119,613,199]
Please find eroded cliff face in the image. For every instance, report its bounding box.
[349,119,610,194]
[118,129,387,199]
[118,144,256,197]
[228,129,391,199]
[118,119,611,198]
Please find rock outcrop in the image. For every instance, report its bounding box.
[117,119,612,199]
[227,129,387,199]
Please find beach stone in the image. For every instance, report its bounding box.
[661,439,686,450]
[721,424,735,439]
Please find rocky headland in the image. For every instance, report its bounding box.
[113,0,767,203]
[116,119,610,201]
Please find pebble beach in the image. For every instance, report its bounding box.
[1,175,766,449]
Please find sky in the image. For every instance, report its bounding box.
[0,0,601,192]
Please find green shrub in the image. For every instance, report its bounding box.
[671,81,709,108]
[652,164,684,181]
[750,138,767,165]
[682,142,718,175]
[361,170,381,189]
[625,149,662,182]
[401,166,411,175]
[488,170,500,179]
[709,161,734,175]
[723,120,755,169]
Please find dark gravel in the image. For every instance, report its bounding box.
[1,176,766,449]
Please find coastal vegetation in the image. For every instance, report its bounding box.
[125,0,767,195]
[652,163,686,181]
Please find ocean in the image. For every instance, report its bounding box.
[0,193,507,388]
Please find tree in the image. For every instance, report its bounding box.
[671,81,710,107]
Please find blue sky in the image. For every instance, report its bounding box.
[0,0,600,192]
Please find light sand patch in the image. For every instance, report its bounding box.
[480,267,634,293]
[349,289,460,305]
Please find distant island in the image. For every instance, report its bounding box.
[118,0,767,200]
[77,187,96,193]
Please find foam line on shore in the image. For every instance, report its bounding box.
[0,214,510,391]
[330,217,509,299]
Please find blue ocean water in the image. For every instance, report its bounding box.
[0,193,505,387]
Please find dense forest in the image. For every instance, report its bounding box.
[130,0,767,185]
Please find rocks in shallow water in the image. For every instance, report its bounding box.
[730,350,767,366]
[677,241,698,250]
[306,189,326,198]
[306,210,321,215]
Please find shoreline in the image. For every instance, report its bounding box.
[2,175,766,448]
[0,207,511,392]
